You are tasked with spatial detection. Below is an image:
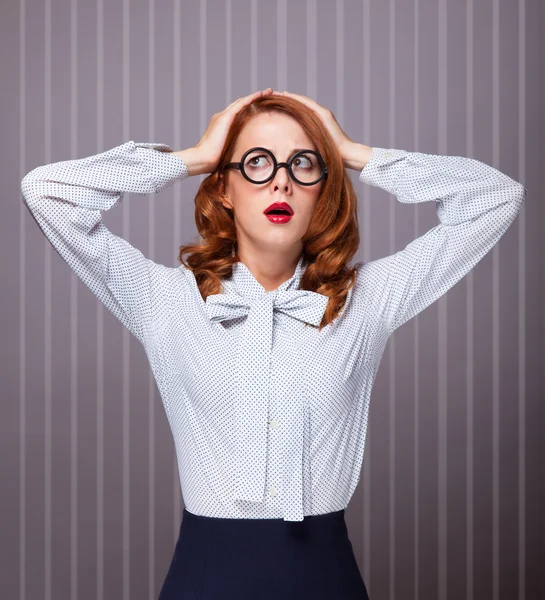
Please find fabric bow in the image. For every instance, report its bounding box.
[204,287,329,521]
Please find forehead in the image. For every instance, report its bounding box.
[235,112,316,155]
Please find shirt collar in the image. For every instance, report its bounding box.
[223,253,308,301]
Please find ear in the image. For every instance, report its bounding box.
[217,174,234,210]
[220,195,234,211]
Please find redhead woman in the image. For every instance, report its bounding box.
[21,88,526,599]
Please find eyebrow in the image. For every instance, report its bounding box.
[264,147,312,155]
[239,147,315,161]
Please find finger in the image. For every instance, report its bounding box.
[227,89,271,111]
[239,89,270,102]
[224,90,261,110]
[280,90,326,113]
[283,91,319,107]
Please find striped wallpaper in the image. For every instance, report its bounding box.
[1,0,542,599]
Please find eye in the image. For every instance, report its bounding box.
[292,154,314,168]
[246,154,271,168]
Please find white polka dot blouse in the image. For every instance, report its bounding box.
[20,141,527,522]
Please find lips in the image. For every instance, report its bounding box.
[265,213,292,223]
[263,202,294,215]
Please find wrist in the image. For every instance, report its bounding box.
[342,142,374,171]
[172,147,211,176]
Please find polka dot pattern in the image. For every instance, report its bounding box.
[358,147,527,334]
[205,268,330,521]
[20,141,526,523]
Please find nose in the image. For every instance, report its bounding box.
[271,162,293,187]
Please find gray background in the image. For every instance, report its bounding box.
[1,0,543,599]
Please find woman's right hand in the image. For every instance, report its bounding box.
[193,88,274,173]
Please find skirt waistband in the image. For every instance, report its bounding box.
[180,508,347,548]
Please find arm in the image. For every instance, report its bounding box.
[20,141,191,345]
[358,146,527,335]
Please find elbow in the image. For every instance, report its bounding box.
[508,182,527,206]
[515,183,527,207]
[20,174,35,207]
[21,169,43,207]
[508,184,527,220]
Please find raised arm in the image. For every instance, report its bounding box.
[20,141,191,345]
[357,147,527,335]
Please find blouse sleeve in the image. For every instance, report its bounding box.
[20,140,190,345]
[358,147,527,335]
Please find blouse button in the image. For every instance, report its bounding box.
[268,485,278,497]
[385,151,393,158]
[269,418,281,429]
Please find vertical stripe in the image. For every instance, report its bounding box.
[70,1,79,599]
[413,1,421,597]
[122,2,131,597]
[336,0,343,128]
[173,0,181,272]
[96,3,105,597]
[388,1,395,596]
[278,0,287,91]
[438,0,448,597]
[226,0,232,104]
[148,0,156,595]
[200,0,207,188]
[251,0,257,90]
[172,0,182,547]
[517,3,527,598]
[361,0,372,587]
[44,1,52,599]
[492,2,500,598]
[466,3,475,598]
[306,0,317,100]
[19,1,27,598]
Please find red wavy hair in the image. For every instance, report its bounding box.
[178,94,361,331]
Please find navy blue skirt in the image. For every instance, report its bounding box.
[158,507,370,600]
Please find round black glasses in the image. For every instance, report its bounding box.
[222,147,328,186]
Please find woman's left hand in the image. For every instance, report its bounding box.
[269,90,357,166]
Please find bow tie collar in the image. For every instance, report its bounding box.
[203,255,329,521]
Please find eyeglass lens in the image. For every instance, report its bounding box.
[242,149,324,184]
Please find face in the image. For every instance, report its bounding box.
[218,112,324,256]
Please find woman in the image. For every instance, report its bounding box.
[20,88,526,599]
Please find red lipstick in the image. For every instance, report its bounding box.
[263,201,294,223]
[265,213,293,223]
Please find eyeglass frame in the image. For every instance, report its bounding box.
[221,146,328,186]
